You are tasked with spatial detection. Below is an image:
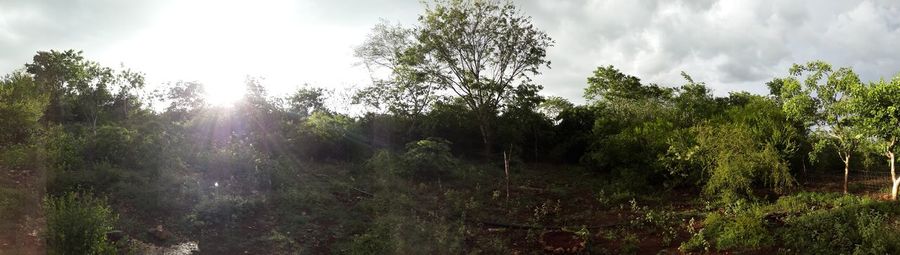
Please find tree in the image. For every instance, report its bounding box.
[354,21,438,135]
[416,0,553,157]
[853,75,900,199]
[0,71,48,147]
[779,61,862,193]
[584,65,671,102]
[667,96,799,201]
[287,86,329,118]
[25,50,144,131]
[159,81,207,122]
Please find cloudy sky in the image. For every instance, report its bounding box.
[2,0,899,105]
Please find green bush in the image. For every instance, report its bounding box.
[704,211,773,250]
[401,137,456,180]
[0,144,42,169]
[683,194,900,254]
[45,127,86,172]
[44,192,118,255]
[47,162,123,195]
[781,204,900,254]
[770,192,871,213]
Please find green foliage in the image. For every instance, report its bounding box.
[84,125,136,164]
[0,71,47,147]
[189,195,264,228]
[781,204,900,254]
[703,211,773,250]
[344,151,469,255]
[44,192,118,255]
[0,188,25,223]
[683,193,900,254]
[401,137,457,179]
[0,144,43,170]
[25,49,144,128]
[585,65,671,102]
[416,0,554,153]
[288,86,330,118]
[667,96,799,201]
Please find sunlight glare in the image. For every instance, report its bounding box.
[203,81,246,106]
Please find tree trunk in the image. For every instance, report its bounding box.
[503,150,510,203]
[890,151,899,200]
[477,115,493,159]
[843,154,850,194]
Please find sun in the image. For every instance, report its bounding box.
[203,81,246,106]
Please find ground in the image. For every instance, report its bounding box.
[0,167,45,255]
[2,162,898,254]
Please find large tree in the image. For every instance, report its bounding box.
[779,61,862,194]
[354,21,438,121]
[416,0,553,156]
[853,75,900,199]
[25,50,144,131]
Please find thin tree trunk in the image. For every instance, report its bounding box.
[889,138,898,200]
[843,154,850,194]
[503,150,510,203]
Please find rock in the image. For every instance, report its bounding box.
[148,225,173,242]
[106,230,126,242]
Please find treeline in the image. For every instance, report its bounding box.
[3,0,900,253]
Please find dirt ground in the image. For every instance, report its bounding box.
[0,167,45,255]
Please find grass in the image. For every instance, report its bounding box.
[0,187,25,226]
[679,191,900,254]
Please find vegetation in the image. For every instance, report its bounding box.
[1,0,900,254]
[44,192,118,255]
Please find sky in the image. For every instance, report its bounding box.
[1,0,899,105]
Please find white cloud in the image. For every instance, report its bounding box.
[1,0,899,105]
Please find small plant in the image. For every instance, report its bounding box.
[679,218,710,252]
[45,192,118,255]
[620,233,640,255]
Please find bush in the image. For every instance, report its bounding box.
[44,192,118,255]
[0,144,42,170]
[47,162,123,195]
[401,137,457,180]
[781,203,900,254]
[84,126,136,165]
[703,211,773,250]
[682,194,900,254]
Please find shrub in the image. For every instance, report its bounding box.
[704,212,773,250]
[44,192,118,255]
[47,162,123,196]
[401,137,456,180]
[84,126,136,165]
[0,144,42,170]
[781,204,900,254]
[45,127,86,172]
